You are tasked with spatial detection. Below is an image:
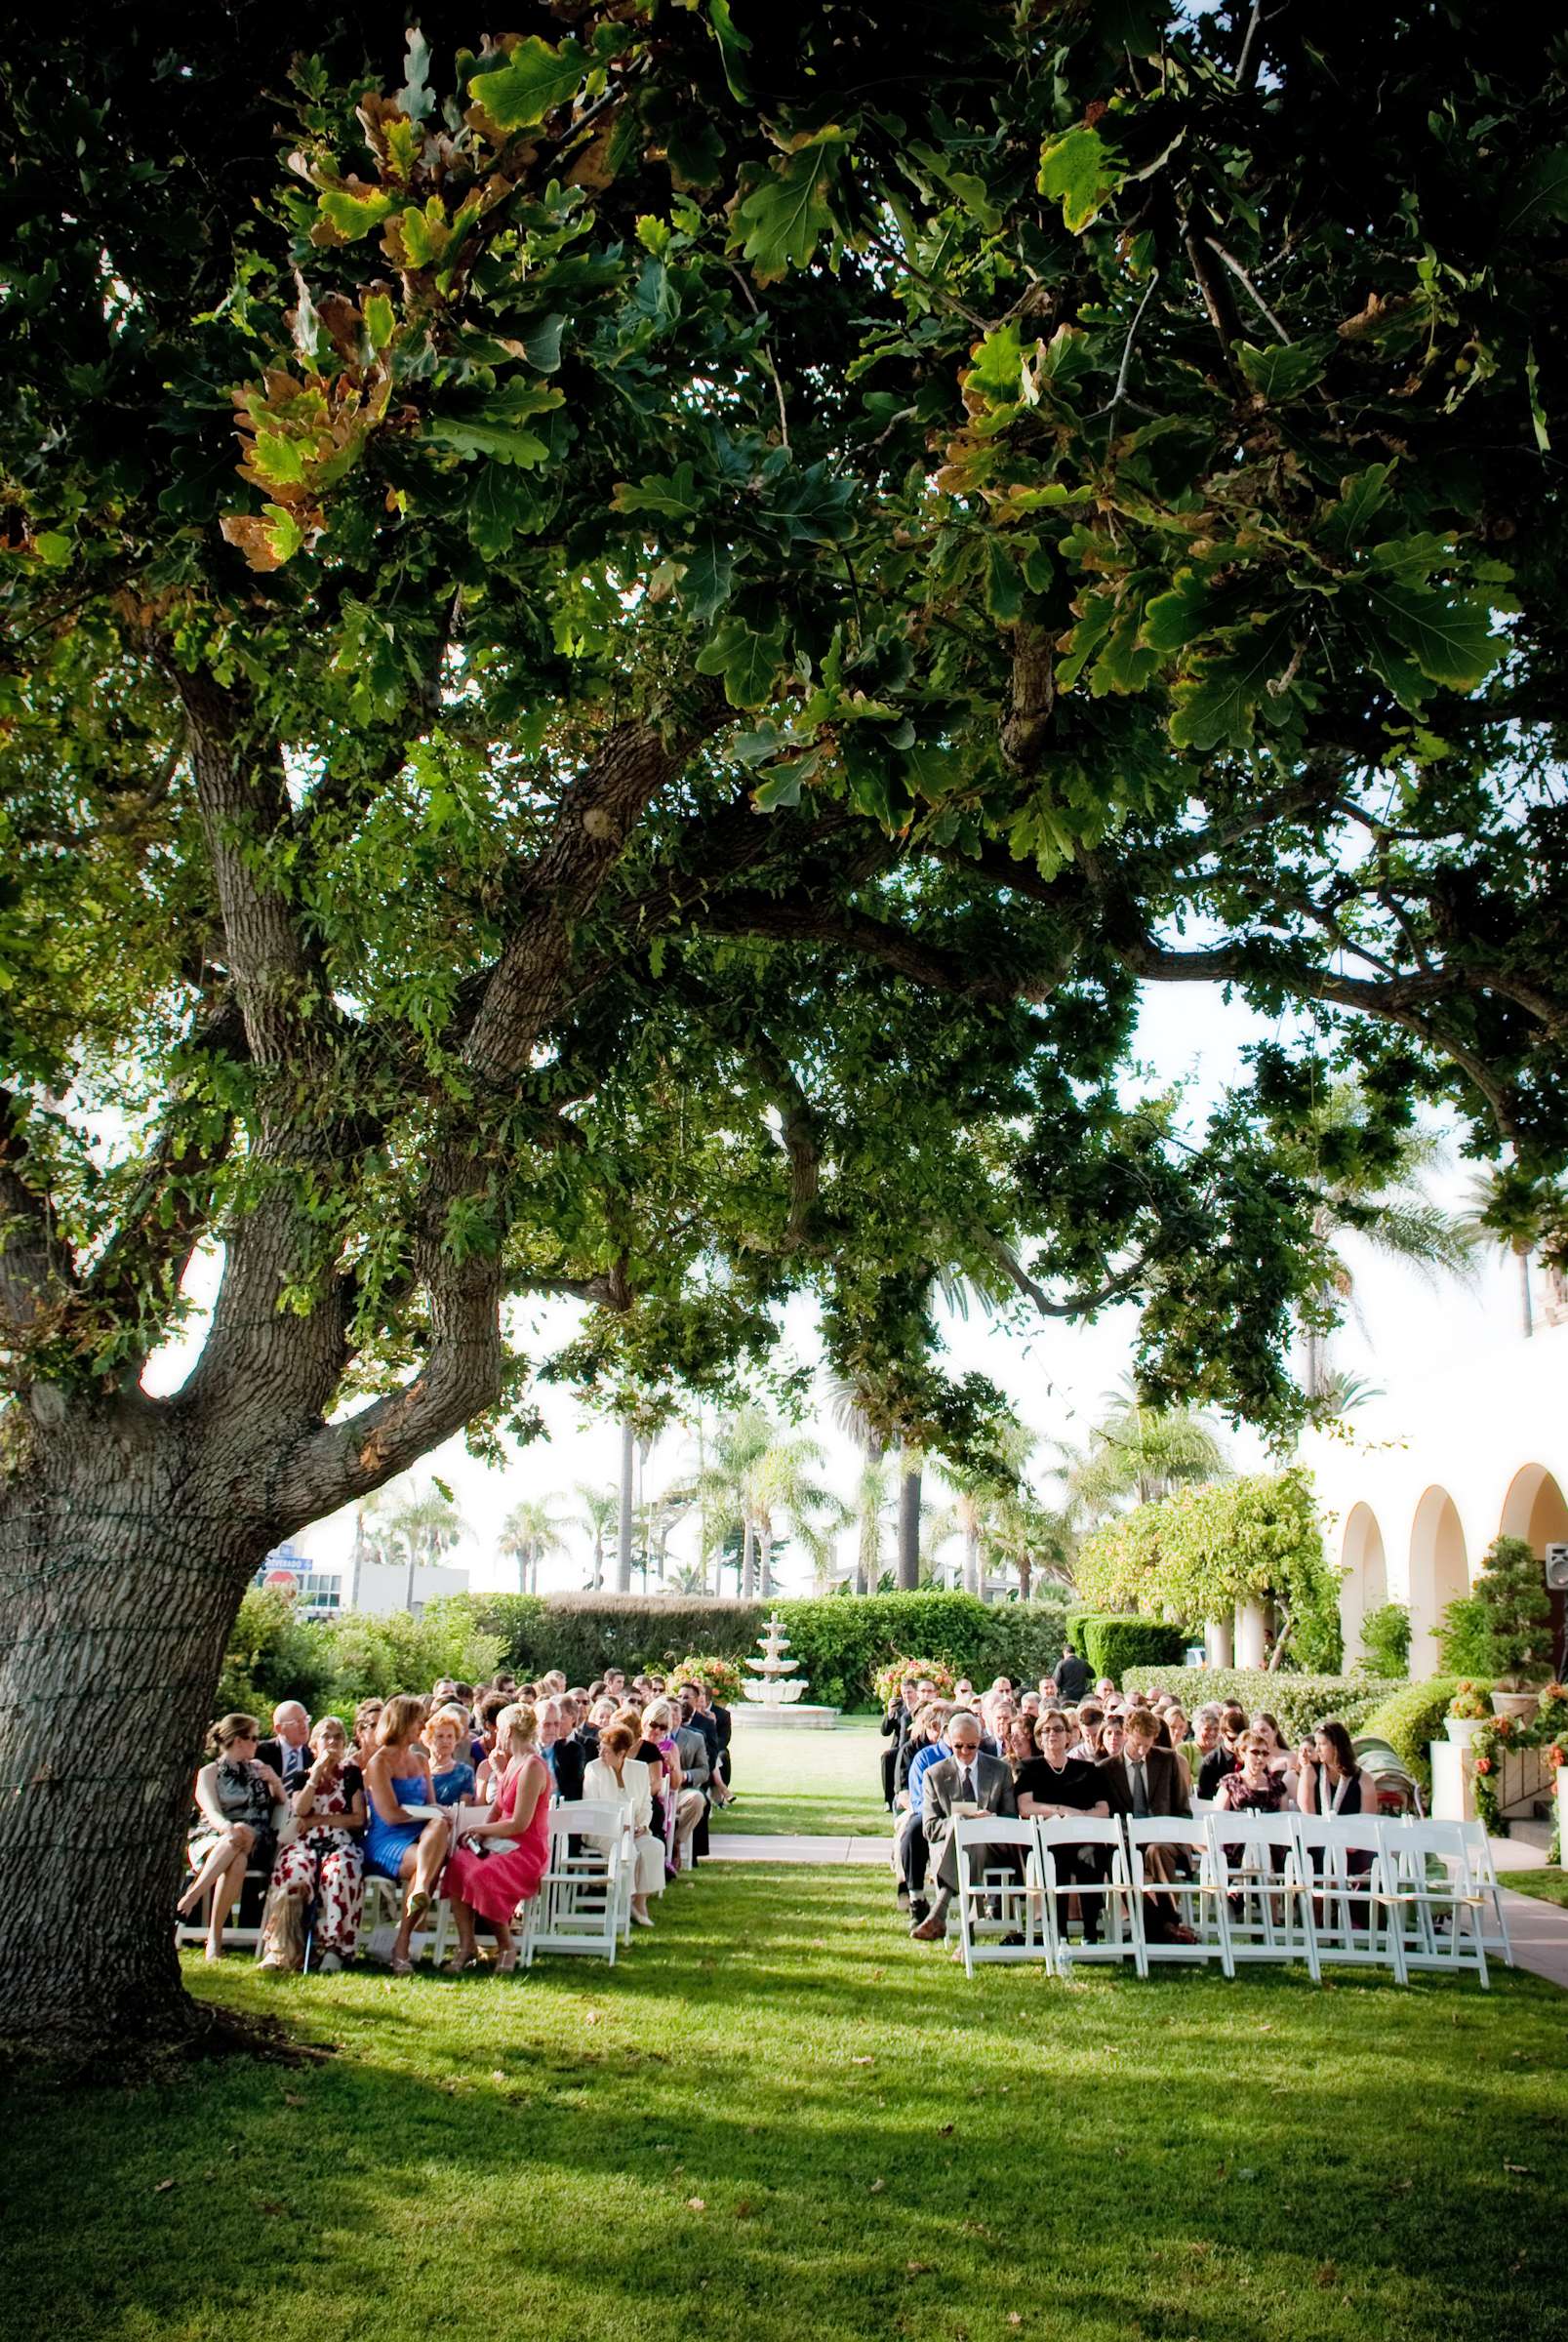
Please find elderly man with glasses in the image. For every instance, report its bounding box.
[909,1711,1019,1943]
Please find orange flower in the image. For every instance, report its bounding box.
[1474,1756,1493,1775]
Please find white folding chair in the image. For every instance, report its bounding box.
[1126,1817,1233,1977]
[1458,1820,1515,1968]
[952,1817,1049,1975]
[524,1801,625,1965]
[1384,1819,1490,1989]
[1205,1813,1320,1980]
[1295,1817,1405,1981]
[1037,1817,1141,1977]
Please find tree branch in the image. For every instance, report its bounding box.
[0,1090,79,1360]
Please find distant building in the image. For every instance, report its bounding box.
[256,1541,470,1620]
[1304,1272,1568,1679]
[254,1542,342,1619]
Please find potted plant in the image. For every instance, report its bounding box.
[1445,1680,1493,1745]
[1474,1534,1554,1718]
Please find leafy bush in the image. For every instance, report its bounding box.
[970,1596,1073,1687]
[1076,1469,1342,1671]
[1355,1602,1411,1679]
[1436,1594,1493,1676]
[1122,1665,1393,1744]
[773,1594,994,1709]
[1080,1615,1189,1685]
[214,1588,337,1724]
[670,1653,744,1705]
[871,1656,959,1708]
[1360,1676,1468,1797]
[471,1594,767,1685]
[316,1597,503,1707]
[1473,1534,1554,1688]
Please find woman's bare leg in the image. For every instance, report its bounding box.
[206,1844,251,1959]
[179,1823,252,1919]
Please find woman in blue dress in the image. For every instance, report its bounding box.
[363,1695,452,1973]
[425,1706,477,1810]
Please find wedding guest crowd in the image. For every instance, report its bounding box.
[180,1666,733,1973]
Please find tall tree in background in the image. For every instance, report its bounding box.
[5,5,1568,2055]
[574,1486,620,1595]
[1057,1384,1230,1529]
[498,1492,567,1596]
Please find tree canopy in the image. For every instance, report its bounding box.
[5,0,1568,1499]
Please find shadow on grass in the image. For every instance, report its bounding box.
[3,1870,1565,2342]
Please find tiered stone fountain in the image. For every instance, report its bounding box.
[734,1613,840,1729]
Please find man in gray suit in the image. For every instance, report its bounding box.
[910,1712,1018,1940]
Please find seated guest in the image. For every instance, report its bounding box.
[1297,1718,1370,1819]
[1068,1702,1106,1761]
[1163,1705,1194,1799]
[262,1715,367,1972]
[257,1700,314,1792]
[703,1680,735,1804]
[568,1692,600,1761]
[1016,1710,1112,1944]
[424,1707,477,1808]
[894,1700,950,1919]
[1094,1677,1115,1703]
[618,1705,670,1848]
[474,1690,516,1796]
[1019,1691,1042,1720]
[430,1676,459,1707]
[1006,1713,1038,1773]
[952,1678,975,1706]
[1215,1729,1296,1822]
[647,1698,706,1868]
[603,1668,627,1703]
[584,1719,664,1927]
[363,1693,451,1974]
[442,1703,550,1973]
[1098,1707,1196,1945]
[351,1698,383,1770]
[1250,1710,1299,1792]
[910,1713,1019,1942]
[179,1715,287,1961]
[1192,1706,1234,1800]
[1220,1703,1249,1757]
[539,1698,585,1799]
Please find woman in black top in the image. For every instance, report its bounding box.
[1016,1712,1111,1945]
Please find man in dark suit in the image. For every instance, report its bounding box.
[910,1713,1018,1940]
[540,1700,584,1800]
[1097,1708,1196,1943]
[1055,1643,1091,1706]
[256,1700,313,1793]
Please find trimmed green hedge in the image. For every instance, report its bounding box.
[1121,1665,1394,1744]
[1361,1676,1470,1798]
[1081,1616,1189,1685]
[472,1590,1074,1710]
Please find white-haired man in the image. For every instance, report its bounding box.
[910,1711,1018,1941]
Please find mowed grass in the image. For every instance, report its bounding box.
[712,1715,890,1837]
[5,1867,1568,2342]
[1508,1866,1568,1907]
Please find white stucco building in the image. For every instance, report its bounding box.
[1302,1269,1568,1679]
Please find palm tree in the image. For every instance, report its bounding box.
[697,1405,845,1597]
[575,1484,619,1593]
[1458,1169,1542,1340]
[1285,1076,1476,1396]
[933,1422,1073,1601]
[369,1478,468,1613]
[498,1494,569,1595]
[1056,1381,1230,1528]
[824,1375,888,1596]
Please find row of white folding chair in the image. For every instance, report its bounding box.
[952,1813,1494,1986]
[524,1801,634,1966]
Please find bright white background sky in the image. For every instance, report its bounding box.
[145,977,1521,1596]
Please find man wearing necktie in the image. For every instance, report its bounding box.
[1099,1709,1195,1944]
[910,1714,1018,1941]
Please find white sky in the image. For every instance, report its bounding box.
[144,976,1522,1597]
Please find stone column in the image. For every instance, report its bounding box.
[1204,1616,1233,1668]
[1234,1601,1267,1670]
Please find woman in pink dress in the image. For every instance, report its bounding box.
[442,1703,549,1972]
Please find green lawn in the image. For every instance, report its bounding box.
[713,1715,891,1837]
[5,1869,1567,2342]
[1506,1866,1568,1907]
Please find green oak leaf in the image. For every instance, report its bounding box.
[426,381,563,465]
[695,615,788,707]
[1168,616,1297,750]
[706,0,753,101]
[473,37,589,131]
[612,462,703,524]
[1140,568,1210,655]
[1364,581,1499,693]
[1036,123,1123,233]
[965,320,1027,409]
[1320,464,1393,553]
[679,530,734,623]
[1235,341,1329,402]
[1503,145,1568,235]
[766,462,857,545]
[317,186,396,241]
[729,133,847,285]
[466,465,550,559]
[984,537,1023,625]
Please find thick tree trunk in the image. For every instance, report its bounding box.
[964,1523,981,1599]
[0,1417,273,2055]
[741,1517,756,1601]
[897,1462,921,1592]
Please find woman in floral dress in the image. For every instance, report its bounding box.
[263,1716,367,1970]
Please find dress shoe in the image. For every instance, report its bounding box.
[909,1913,945,1940]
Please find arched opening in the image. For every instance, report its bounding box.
[1340,1503,1388,1663]
[1499,1464,1568,1678]
[1408,1485,1468,1677]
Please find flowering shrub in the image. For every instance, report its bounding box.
[670,1653,744,1706]
[872,1655,957,1709]
[1448,1679,1493,1721]
[1470,1681,1568,1846]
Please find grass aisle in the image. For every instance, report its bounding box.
[712,1716,890,1837]
[5,1866,1567,2342]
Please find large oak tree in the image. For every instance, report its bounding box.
[2,1,1566,2051]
